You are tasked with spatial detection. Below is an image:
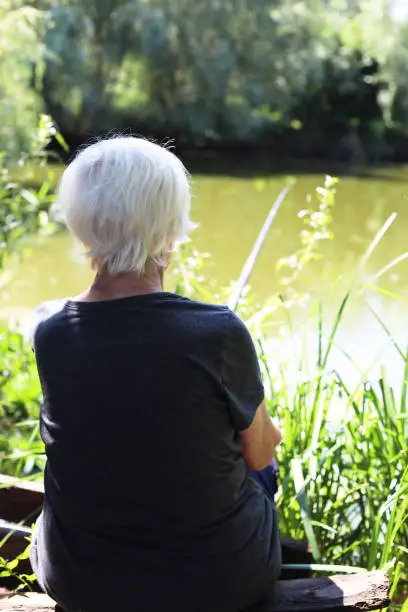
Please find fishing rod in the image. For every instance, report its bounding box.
[227,181,294,312]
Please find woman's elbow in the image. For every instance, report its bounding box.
[245,443,278,472]
[273,426,282,446]
[240,407,282,472]
[246,455,274,472]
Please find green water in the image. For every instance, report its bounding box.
[2,164,408,385]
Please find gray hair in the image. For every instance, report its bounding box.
[58,137,195,274]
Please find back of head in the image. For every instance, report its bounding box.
[58,137,194,274]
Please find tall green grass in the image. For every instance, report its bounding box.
[262,213,408,584]
[261,314,408,572]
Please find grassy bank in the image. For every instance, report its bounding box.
[0,171,407,608]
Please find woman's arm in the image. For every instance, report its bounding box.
[239,400,281,471]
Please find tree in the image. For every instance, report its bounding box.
[39,0,408,153]
[0,1,45,155]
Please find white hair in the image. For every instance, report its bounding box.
[57,137,195,275]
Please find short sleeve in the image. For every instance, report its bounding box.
[220,310,264,431]
[27,299,68,349]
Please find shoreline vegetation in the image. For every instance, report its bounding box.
[5,2,408,163]
[0,125,407,607]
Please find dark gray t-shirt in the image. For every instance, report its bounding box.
[31,293,280,612]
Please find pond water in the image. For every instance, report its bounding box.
[2,162,408,387]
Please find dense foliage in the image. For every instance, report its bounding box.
[0,114,60,478]
[3,0,408,159]
[0,1,44,155]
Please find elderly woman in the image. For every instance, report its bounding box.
[29,137,282,612]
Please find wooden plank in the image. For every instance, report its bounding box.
[0,593,56,611]
[271,571,390,612]
[0,476,43,494]
[0,478,44,592]
[0,477,43,524]
[0,571,390,612]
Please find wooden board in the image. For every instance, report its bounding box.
[0,594,55,612]
[0,571,390,612]
[0,476,44,524]
[271,571,390,612]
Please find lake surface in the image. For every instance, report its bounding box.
[2,163,408,387]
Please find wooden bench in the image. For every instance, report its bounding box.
[0,571,390,611]
[0,476,44,524]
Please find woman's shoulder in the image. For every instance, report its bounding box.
[172,295,237,322]
[174,295,229,313]
[27,298,69,348]
[172,295,250,336]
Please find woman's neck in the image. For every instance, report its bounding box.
[76,263,165,302]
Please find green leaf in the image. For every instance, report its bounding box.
[20,189,39,207]
[291,458,321,563]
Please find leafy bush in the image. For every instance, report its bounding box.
[0,1,45,155]
[0,115,62,478]
[0,115,64,271]
[5,0,408,158]
[29,0,408,160]
[0,328,43,478]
